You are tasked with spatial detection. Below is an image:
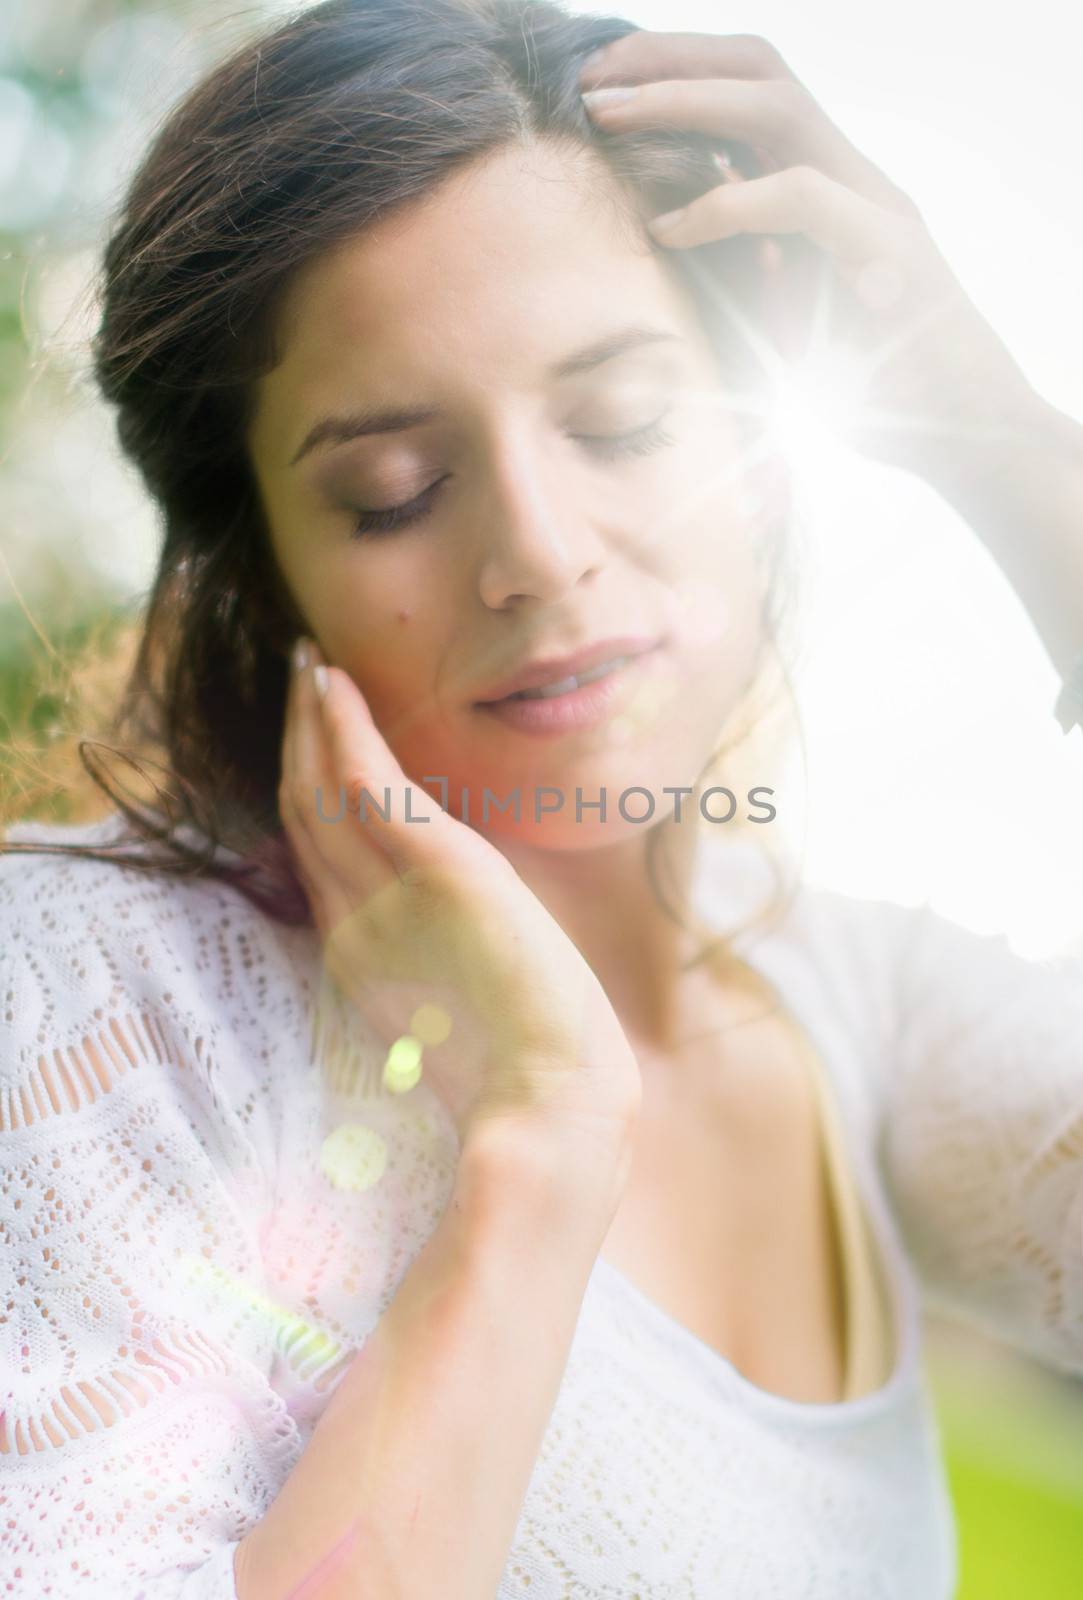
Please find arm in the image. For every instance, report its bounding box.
[918,389,1083,689]
[879,400,1083,1365]
[235,1112,631,1600]
[0,837,633,1598]
[860,894,1083,1377]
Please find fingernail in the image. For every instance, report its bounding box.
[649,207,687,236]
[581,86,637,110]
[292,637,310,675]
[314,664,328,702]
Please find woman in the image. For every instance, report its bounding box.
[1,2,1081,1596]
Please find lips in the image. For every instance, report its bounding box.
[473,635,663,704]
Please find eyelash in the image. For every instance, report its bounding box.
[349,414,677,539]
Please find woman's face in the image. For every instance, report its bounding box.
[248,137,774,849]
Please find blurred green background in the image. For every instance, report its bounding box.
[1,4,1081,1593]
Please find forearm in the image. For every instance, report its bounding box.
[922,390,1083,681]
[234,1114,631,1600]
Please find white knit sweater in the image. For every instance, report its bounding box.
[2,813,1082,1598]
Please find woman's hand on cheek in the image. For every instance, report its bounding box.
[276,638,643,1158]
[580,29,1037,483]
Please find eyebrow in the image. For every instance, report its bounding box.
[287,323,683,468]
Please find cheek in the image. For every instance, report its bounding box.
[658,461,768,664]
[267,520,457,718]
[309,550,426,665]
[331,589,460,740]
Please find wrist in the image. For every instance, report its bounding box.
[458,1099,636,1227]
[921,386,1083,681]
[921,386,1081,510]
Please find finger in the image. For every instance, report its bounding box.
[280,641,387,911]
[281,637,316,801]
[647,164,917,279]
[315,664,453,879]
[583,77,921,217]
[279,641,338,923]
[280,792,329,927]
[290,656,435,1012]
[583,76,810,158]
[289,646,340,830]
[293,665,396,916]
[579,29,798,88]
[277,638,311,865]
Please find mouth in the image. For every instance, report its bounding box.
[472,635,663,706]
[494,653,639,702]
[473,642,666,739]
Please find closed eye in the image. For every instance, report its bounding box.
[349,411,677,540]
[571,413,676,461]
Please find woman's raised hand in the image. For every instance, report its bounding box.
[277,638,642,1162]
[580,29,1036,484]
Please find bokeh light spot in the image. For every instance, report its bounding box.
[319,1122,388,1190]
[382,1035,423,1093]
[409,1002,452,1045]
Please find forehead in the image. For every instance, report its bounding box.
[251,139,705,450]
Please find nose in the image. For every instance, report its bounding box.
[475,435,607,609]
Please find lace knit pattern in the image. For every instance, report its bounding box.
[2,815,1081,1596]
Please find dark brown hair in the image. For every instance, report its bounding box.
[0,0,797,955]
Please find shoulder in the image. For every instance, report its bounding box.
[0,810,249,948]
[693,835,925,1002]
[689,836,1070,1066]
[729,846,1083,1070]
[0,813,318,1100]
